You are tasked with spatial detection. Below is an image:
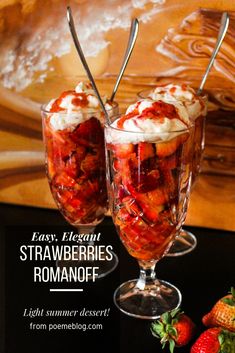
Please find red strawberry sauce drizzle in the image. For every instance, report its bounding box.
[116,101,184,129]
[170,86,177,94]
[50,90,89,112]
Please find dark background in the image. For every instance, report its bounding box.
[0,203,235,353]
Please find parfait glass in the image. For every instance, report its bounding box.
[138,89,208,256]
[42,104,119,278]
[105,115,195,319]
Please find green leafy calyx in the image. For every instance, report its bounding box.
[218,329,235,353]
[222,287,235,307]
[151,308,183,353]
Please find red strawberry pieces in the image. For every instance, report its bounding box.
[108,123,190,260]
[156,133,188,158]
[45,115,107,225]
[137,142,155,161]
[71,117,104,146]
[116,211,175,260]
[112,143,135,158]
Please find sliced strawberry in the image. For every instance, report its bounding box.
[120,154,161,193]
[122,196,143,217]
[117,186,129,202]
[159,153,179,170]
[75,145,87,164]
[137,142,155,161]
[63,153,78,178]
[71,117,104,146]
[146,187,168,206]
[112,143,135,158]
[156,133,188,158]
[81,153,100,176]
[124,184,165,223]
[52,173,76,187]
[48,130,76,162]
[160,168,177,197]
[115,207,133,225]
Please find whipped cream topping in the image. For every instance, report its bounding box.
[126,99,189,126]
[148,84,207,120]
[49,111,90,131]
[106,99,190,144]
[46,81,114,131]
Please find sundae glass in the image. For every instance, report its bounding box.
[42,81,119,278]
[138,84,207,256]
[105,100,195,319]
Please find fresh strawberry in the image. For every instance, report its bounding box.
[202,287,235,332]
[190,328,235,353]
[137,142,155,161]
[156,133,187,158]
[151,308,195,353]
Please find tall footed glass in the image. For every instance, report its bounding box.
[42,105,119,278]
[167,99,207,256]
[105,116,195,319]
[137,88,208,256]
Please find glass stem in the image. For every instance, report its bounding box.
[77,226,96,246]
[136,260,158,291]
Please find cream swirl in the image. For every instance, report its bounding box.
[106,99,190,144]
[148,84,207,120]
[46,81,113,131]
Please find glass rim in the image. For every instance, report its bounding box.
[105,114,195,135]
[41,100,119,115]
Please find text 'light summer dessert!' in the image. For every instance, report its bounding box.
[43,82,116,226]
[105,99,194,261]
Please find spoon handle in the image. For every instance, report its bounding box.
[197,12,229,95]
[110,18,139,102]
[66,6,108,120]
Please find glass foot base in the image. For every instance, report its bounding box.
[114,278,181,319]
[57,250,119,280]
[166,229,197,257]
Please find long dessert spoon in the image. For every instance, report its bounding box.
[197,11,229,95]
[110,18,139,102]
[67,6,108,120]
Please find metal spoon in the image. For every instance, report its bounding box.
[110,18,139,102]
[197,12,229,95]
[66,6,108,120]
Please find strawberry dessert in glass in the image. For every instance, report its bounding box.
[42,81,118,278]
[105,99,195,319]
[138,84,207,256]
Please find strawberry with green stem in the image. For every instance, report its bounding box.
[203,287,235,332]
[151,308,195,353]
[190,327,235,353]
